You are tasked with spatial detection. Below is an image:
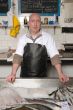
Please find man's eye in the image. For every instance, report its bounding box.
[30,20,34,22]
[37,20,41,23]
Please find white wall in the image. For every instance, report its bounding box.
[0,65,20,78]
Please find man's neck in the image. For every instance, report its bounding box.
[26,30,42,39]
[30,31,39,36]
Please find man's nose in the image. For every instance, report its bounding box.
[34,21,37,26]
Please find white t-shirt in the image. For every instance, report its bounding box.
[15,31,59,58]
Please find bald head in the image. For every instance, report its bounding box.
[29,13,41,22]
[28,13,41,35]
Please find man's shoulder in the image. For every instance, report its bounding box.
[19,34,27,41]
[42,30,52,39]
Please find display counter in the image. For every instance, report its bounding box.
[0,78,73,110]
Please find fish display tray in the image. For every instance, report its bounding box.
[0,78,73,110]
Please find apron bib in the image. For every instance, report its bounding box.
[20,43,48,77]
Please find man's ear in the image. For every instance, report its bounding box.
[27,22,29,29]
[27,22,29,26]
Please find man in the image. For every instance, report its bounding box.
[6,13,69,83]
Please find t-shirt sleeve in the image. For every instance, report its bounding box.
[46,35,59,58]
[15,37,25,56]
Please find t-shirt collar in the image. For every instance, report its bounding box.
[26,30,42,39]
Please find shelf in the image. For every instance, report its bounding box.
[61,57,73,60]
[24,23,60,27]
[0,26,12,29]
[41,23,60,27]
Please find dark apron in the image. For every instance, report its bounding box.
[20,43,48,77]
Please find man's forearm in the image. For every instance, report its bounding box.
[11,63,20,76]
[13,54,23,64]
[54,63,63,76]
[54,63,69,82]
[11,54,23,76]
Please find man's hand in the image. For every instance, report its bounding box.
[6,63,19,83]
[6,74,16,83]
[58,72,69,83]
[54,63,69,83]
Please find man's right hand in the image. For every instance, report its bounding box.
[6,74,16,83]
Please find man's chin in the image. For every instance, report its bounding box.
[33,30,40,34]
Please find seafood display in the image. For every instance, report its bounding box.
[48,85,73,106]
[0,87,27,110]
[0,87,61,110]
[0,79,72,110]
[4,98,61,110]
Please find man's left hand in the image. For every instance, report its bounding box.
[58,73,69,83]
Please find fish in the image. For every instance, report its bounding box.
[25,99,61,110]
[11,105,37,110]
[48,85,73,106]
[25,104,53,110]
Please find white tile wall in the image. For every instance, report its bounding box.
[0,66,20,78]
[0,33,18,50]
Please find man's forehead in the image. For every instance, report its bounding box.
[29,13,41,20]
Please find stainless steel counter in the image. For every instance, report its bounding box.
[0,78,61,88]
[0,78,60,98]
[0,78,73,110]
[12,78,60,88]
[0,78,72,98]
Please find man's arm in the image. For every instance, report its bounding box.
[6,63,20,83]
[51,55,69,83]
[6,54,23,83]
[54,63,69,83]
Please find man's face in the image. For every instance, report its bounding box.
[28,14,41,35]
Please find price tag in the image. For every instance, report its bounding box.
[61,101,70,110]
